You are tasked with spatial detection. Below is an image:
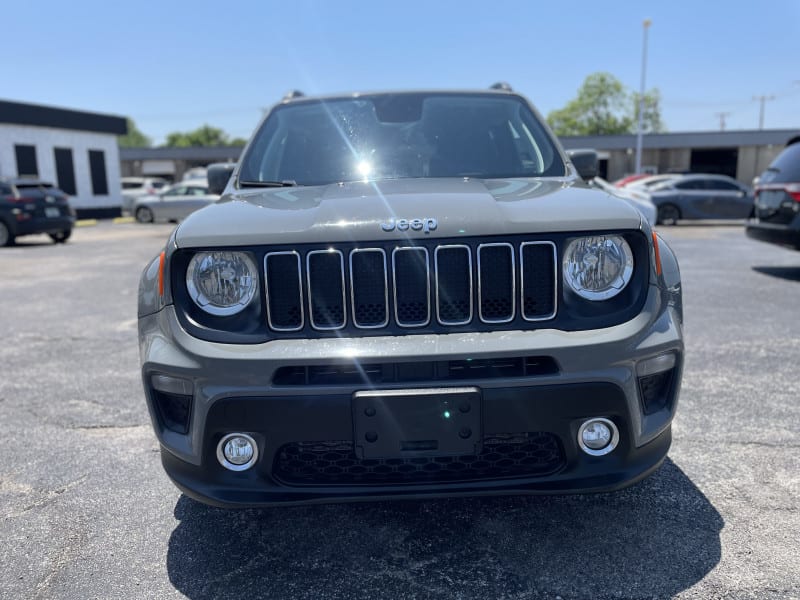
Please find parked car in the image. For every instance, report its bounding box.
[182,167,208,181]
[624,174,680,191]
[590,176,657,225]
[0,178,75,246]
[612,174,651,187]
[746,137,800,250]
[121,177,169,215]
[133,181,219,223]
[138,86,684,508]
[649,174,753,224]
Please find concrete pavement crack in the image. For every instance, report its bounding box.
[4,474,88,519]
[67,423,146,431]
[677,438,800,449]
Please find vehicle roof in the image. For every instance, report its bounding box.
[676,173,737,180]
[121,176,167,182]
[166,180,208,187]
[277,88,520,105]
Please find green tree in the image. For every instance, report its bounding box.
[118,118,151,148]
[547,72,664,136]
[164,124,230,147]
[632,89,664,134]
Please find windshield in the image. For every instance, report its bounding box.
[239,93,565,186]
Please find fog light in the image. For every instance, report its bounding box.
[216,433,258,471]
[577,418,619,456]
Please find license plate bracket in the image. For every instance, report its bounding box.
[353,387,481,459]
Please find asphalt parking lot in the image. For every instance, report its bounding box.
[1,222,798,599]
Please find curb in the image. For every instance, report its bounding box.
[75,216,136,227]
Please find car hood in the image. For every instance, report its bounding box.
[174,177,642,247]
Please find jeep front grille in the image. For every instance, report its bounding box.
[262,239,557,335]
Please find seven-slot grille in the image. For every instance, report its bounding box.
[263,240,556,334]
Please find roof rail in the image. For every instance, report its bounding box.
[283,90,305,101]
[489,82,513,91]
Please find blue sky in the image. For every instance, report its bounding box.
[6,0,799,144]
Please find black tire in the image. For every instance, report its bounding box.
[49,229,72,243]
[0,220,14,247]
[657,204,681,225]
[136,206,154,223]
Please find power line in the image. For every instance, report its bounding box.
[714,112,731,131]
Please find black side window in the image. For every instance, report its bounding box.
[0,183,12,195]
[54,148,77,195]
[705,179,740,191]
[675,180,704,190]
[88,150,109,195]
[15,145,38,177]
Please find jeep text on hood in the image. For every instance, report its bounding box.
[175,179,642,247]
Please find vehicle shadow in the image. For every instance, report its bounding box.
[4,239,56,248]
[752,265,800,282]
[166,458,722,599]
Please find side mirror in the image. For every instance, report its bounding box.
[566,149,599,181]
[207,162,236,195]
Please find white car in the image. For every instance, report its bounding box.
[182,167,208,181]
[591,177,657,226]
[133,181,219,223]
[624,174,681,192]
[121,177,169,215]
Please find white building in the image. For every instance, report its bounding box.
[0,100,127,218]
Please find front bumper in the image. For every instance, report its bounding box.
[140,284,683,507]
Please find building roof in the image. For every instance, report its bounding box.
[0,99,127,135]
[117,129,800,164]
[119,146,244,161]
[560,129,799,151]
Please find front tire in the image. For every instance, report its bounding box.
[136,206,154,223]
[657,204,681,225]
[49,229,72,243]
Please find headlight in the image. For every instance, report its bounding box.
[186,251,258,315]
[563,235,634,301]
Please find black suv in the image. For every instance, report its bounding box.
[0,179,75,246]
[746,137,800,250]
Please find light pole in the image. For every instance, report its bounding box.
[752,94,775,129]
[634,18,651,174]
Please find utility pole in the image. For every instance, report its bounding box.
[714,112,731,131]
[634,18,652,174]
[752,95,775,129]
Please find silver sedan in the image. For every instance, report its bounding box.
[133,182,219,223]
[649,174,753,224]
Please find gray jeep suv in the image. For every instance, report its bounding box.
[138,87,684,507]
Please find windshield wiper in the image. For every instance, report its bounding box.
[239,180,298,188]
